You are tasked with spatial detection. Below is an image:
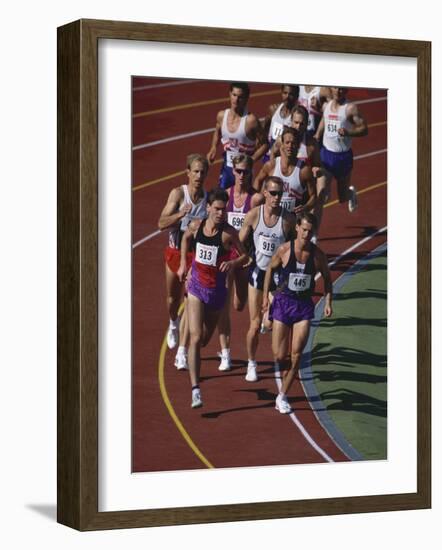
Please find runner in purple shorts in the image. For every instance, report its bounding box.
[262,212,333,414]
[178,188,249,409]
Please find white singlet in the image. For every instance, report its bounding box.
[298,86,321,132]
[221,109,256,167]
[268,103,292,142]
[168,185,208,249]
[323,101,352,153]
[272,157,305,212]
[252,205,286,270]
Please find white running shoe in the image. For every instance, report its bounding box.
[191,389,203,409]
[218,352,232,372]
[348,185,358,213]
[167,320,179,349]
[275,394,292,414]
[174,353,188,371]
[245,361,258,382]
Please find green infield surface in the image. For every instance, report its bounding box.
[301,243,387,461]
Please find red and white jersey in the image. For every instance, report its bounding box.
[168,185,208,249]
[221,109,256,167]
[323,101,352,153]
[268,103,292,143]
[299,86,321,132]
[272,157,305,212]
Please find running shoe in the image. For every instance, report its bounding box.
[191,389,203,409]
[348,185,358,213]
[167,320,179,349]
[174,353,188,371]
[275,394,292,414]
[218,351,232,372]
[245,361,258,382]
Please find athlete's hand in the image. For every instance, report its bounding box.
[312,166,322,179]
[262,297,269,314]
[323,304,332,317]
[294,205,305,215]
[338,128,348,137]
[206,148,216,164]
[177,265,187,283]
[219,260,233,273]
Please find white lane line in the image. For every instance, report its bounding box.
[354,148,387,161]
[133,79,198,91]
[315,225,388,281]
[355,96,387,105]
[273,225,387,461]
[133,127,213,151]
[132,96,387,151]
[132,229,162,249]
[273,362,334,462]
[132,170,387,250]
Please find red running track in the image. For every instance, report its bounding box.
[132,78,387,472]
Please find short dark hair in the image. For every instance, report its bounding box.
[281,84,300,99]
[229,82,250,98]
[296,212,318,231]
[291,105,309,126]
[281,126,301,142]
[207,188,229,205]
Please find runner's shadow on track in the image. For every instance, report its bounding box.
[200,389,310,418]
[319,388,387,417]
[200,357,274,382]
[318,316,386,328]
[308,345,387,370]
[333,289,386,301]
[319,225,382,243]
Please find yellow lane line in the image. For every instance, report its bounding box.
[158,304,215,469]
[134,89,280,118]
[368,121,387,129]
[133,122,387,192]
[158,180,386,468]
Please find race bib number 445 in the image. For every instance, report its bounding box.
[195,243,218,266]
[258,235,278,256]
[288,273,311,292]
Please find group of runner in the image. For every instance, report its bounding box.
[158,81,368,412]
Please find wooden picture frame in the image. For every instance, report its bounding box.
[57,18,431,530]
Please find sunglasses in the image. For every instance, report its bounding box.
[268,190,283,197]
[234,168,250,175]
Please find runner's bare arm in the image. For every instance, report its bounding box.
[250,114,267,161]
[239,208,258,243]
[251,191,265,208]
[177,219,200,282]
[158,187,189,230]
[313,115,325,141]
[294,166,316,214]
[207,110,224,163]
[262,247,283,313]
[316,247,333,317]
[283,211,298,241]
[219,227,250,273]
[252,161,272,192]
[340,104,368,137]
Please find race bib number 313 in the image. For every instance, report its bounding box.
[195,243,218,266]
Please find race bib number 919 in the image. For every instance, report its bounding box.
[258,235,278,256]
[288,273,311,292]
[195,243,218,266]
